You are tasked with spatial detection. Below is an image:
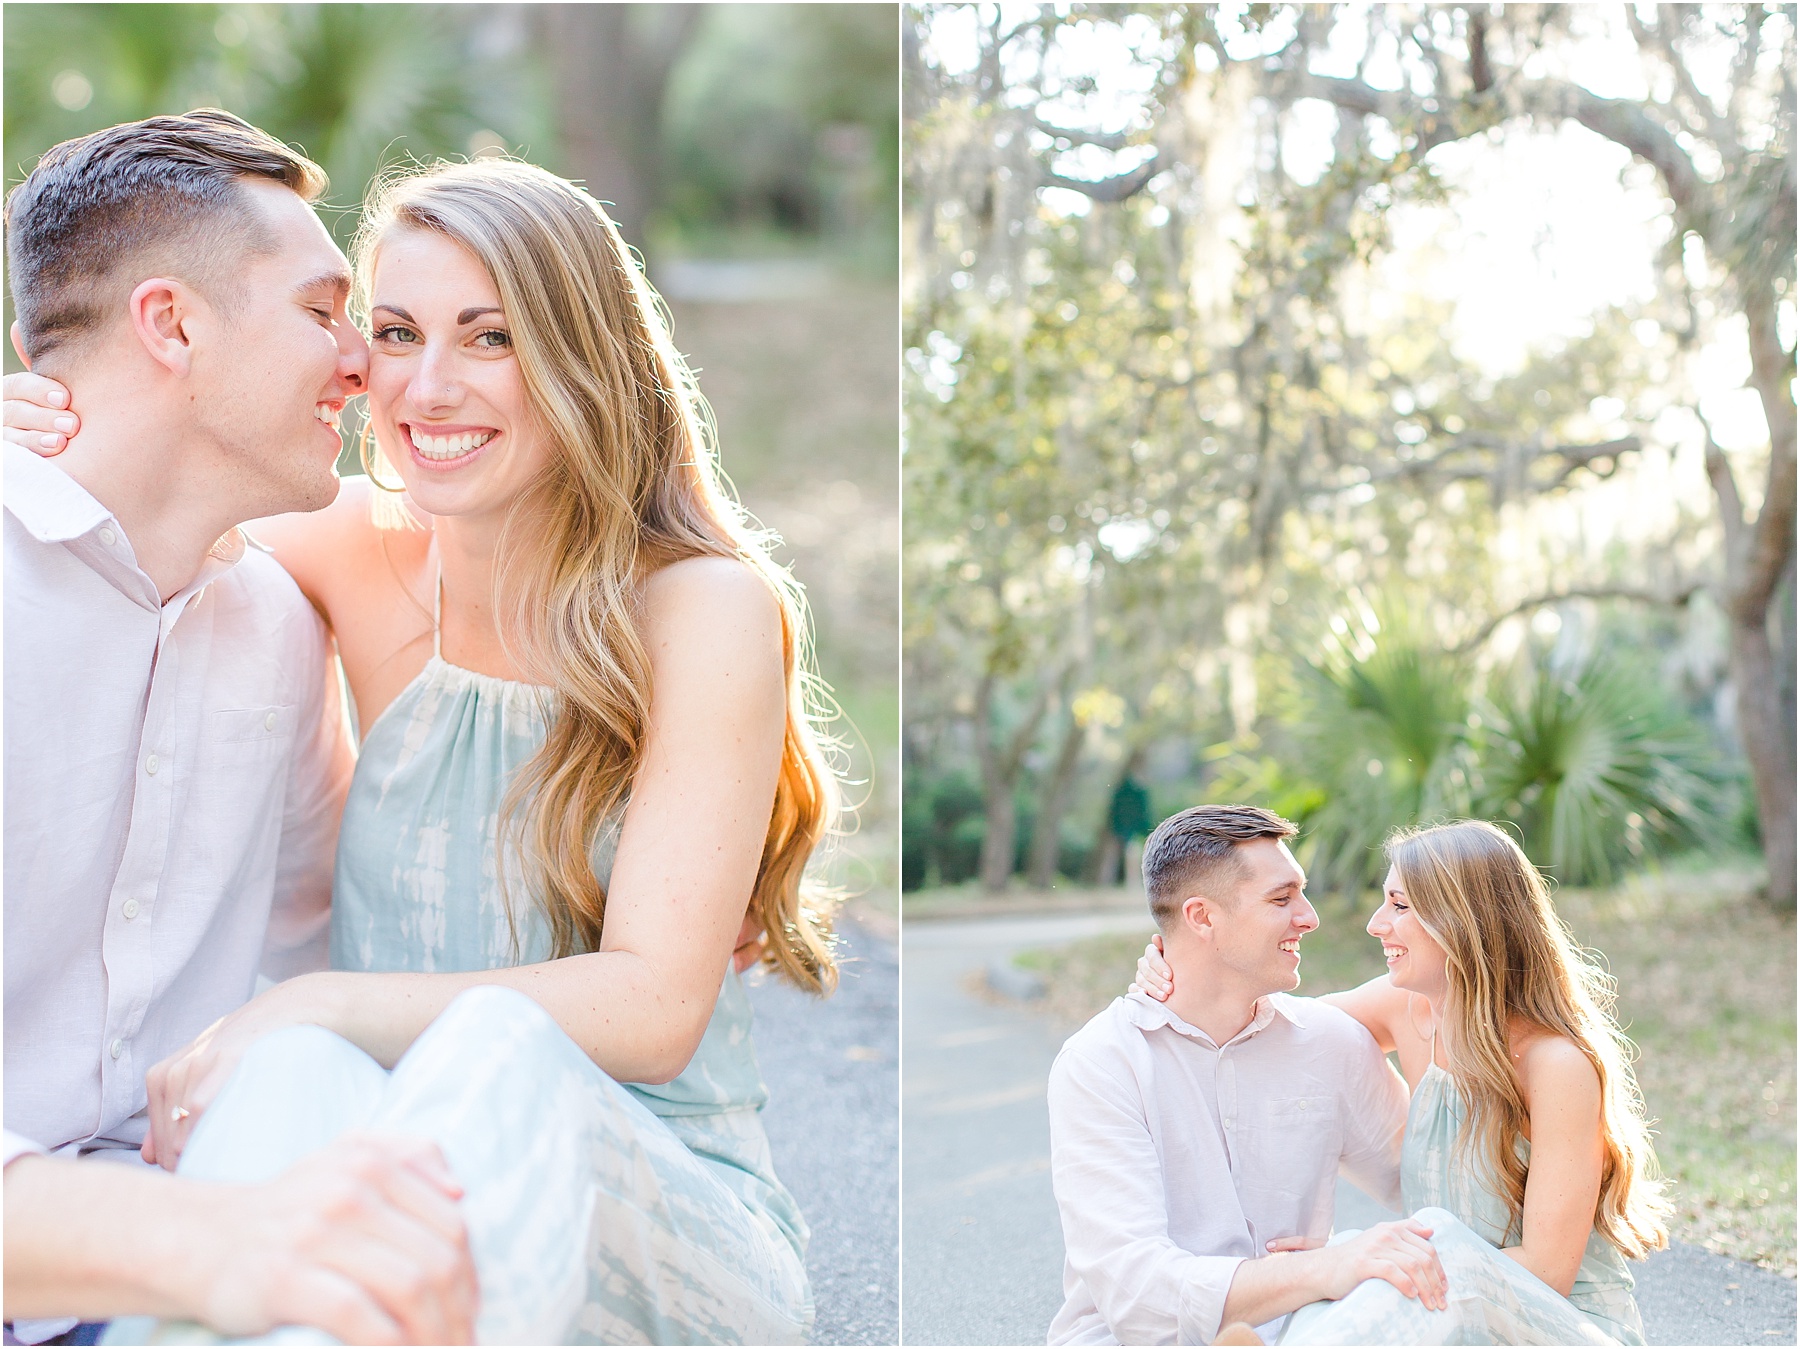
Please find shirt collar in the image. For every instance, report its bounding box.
[5,443,111,543]
[1122,988,1308,1046]
[6,444,250,606]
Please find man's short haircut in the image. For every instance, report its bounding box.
[5,108,328,365]
[1142,804,1298,928]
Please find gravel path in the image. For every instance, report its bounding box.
[902,911,1796,1347]
[750,910,900,1346]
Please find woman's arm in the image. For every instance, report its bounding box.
[1502,1035,1606,1296]
[145,556,784,1167]
[1133,939,1412,1055]
[243,475,393,621]
[1318,975,1412,1056]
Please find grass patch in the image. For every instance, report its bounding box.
[1015,867,1795,1274]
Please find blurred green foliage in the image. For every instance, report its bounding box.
[3,3,897,260]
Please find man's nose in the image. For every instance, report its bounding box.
[337,327,369,394]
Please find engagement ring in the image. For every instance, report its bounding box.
[170,1106,190,1123]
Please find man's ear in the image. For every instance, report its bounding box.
[10,321,31,370]
[128,277,207,377]
[1179,893,1215,940]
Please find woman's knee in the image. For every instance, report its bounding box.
[182,1025,383,1183]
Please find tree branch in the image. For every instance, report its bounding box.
[1698,407,1750,568]
[1289,71,1711,232]
[1452,582,1707,654]
[1030,115,1132,151]
[1363,436,1642,489]
[1040,154,1163,202]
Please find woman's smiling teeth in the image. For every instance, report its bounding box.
[410,426,498,460]
[1383,945,1406,962]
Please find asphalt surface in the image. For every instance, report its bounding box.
[903,911,1797,1347]
[749,910,899,1346]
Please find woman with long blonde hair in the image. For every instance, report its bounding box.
[10,153,840,1344]
[1137,819,1667,1344]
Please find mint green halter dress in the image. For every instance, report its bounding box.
[1283,1030,1644,1347]
[1401,1059,1645,1344]
[328,585,812,1344]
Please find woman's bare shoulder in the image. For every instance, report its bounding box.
[641,555,780,638]
[246,476,427,599]
[1514,1029,1601,1097]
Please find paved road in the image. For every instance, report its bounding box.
[750,911,899,1346]
[903,912,1796,1347]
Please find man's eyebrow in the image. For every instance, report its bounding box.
[294,270,352,298]
[458,306,504,325]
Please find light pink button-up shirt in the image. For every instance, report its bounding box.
[3,445,354,1164]
[1047,989,1408,1346]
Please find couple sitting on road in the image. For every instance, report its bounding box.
[1047,806,1667,1346]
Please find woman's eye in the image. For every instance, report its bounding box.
[373,325,420,344]
[473,329,511,348]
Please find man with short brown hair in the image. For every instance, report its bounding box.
[3,110,475,1346]
[1047,804,1444,1345]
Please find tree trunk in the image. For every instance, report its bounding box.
[1026,715,1086,889]
[1730,615,1796,907]
[978,787,1018,893]
[1707,281,1797,907]
[974,669,1053,893]
[538,5,703,249]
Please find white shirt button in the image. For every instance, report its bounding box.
[144,754,160,776]
[109,1038,123,1060]
[122,898,140,920]
[264,711,278,731]
[98,527,116,546]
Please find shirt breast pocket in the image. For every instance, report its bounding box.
[209,704,298,754]
[1246,1095,1343,1180]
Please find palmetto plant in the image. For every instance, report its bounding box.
[1476,652,1725,887]
[1283,636,1477,894]
[1209,602,1476,895]
[1210,601,1725,896]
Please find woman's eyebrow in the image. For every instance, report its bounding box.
[458,306,504,325]
[370,303,414,322]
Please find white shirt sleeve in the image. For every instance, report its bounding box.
[3,1128,47,1169]
[1335,1019,1409,1215]
[260,618,354,982]
[1048,1042,1244,1346]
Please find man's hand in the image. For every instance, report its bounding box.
[190,1133,478,1345]
[6,1135,477,1344]
[2,371,78,454]
[1220,1217,1447,1329]
[1320,1218,1447,1310]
